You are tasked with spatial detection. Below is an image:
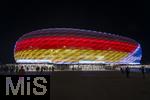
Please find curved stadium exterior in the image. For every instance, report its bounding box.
[14,28,142,64]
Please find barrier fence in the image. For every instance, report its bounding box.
[0,64,149,73]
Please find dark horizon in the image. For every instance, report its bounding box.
[0,1,149,64]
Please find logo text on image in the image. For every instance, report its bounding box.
[6,77,48,95]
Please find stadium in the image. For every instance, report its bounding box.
[11,28,142,71]
[14,28,142,64]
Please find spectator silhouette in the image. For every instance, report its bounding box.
[49,67,51,71]
[120,67,124,74]
[41,67,44,72]
[52,66,55,72]
[16,66,19,73]
[26,67,29,72]
[125,67,130,78]
[72,67,75,71]
[19,66,25,75]
[36,67,40,72]
[141,66,145,79]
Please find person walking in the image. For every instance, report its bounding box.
[141,66,145,79]
[52,66,55,72]
[125,66,130,78]
[19,66,25,75]
[120,67,124,74]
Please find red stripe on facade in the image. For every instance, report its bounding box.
[15,36,137,52]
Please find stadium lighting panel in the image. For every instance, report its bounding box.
[14,28,142,64]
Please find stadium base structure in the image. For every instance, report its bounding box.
[0,64,149,72]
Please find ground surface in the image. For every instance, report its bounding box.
[50,71,150,100]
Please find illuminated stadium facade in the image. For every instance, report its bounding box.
[14,28,142,65]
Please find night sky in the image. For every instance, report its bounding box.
[0,1,149,64]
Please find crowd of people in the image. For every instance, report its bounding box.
[120,66,146,78]
[0,64,53,74]
[0,64,147,78]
